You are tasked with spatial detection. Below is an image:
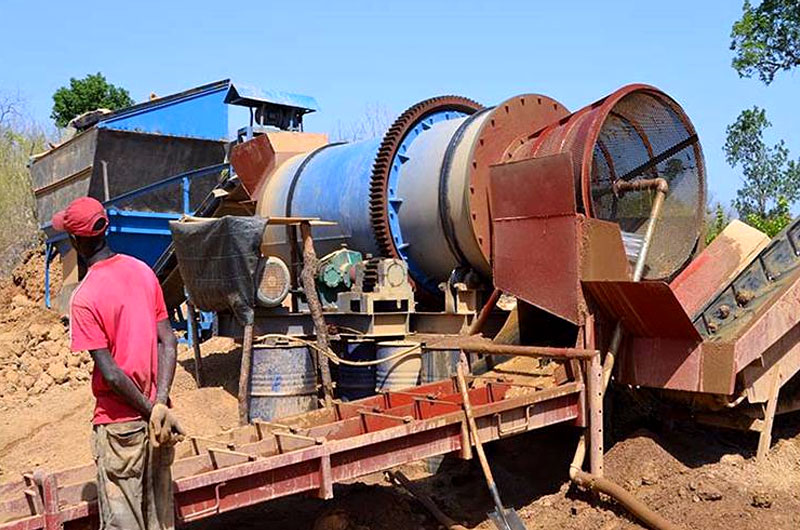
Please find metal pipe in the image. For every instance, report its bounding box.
[452,340,599,360]
[613,177,669,197]
[587,353,604,476]
[567,181,680,530]
[603,179,668,388]
[631,179,668,282]
[467,288,502,336]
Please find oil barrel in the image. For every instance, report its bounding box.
[421,346,460,383]
[249,342,318,421]
[337,339,376,401]
[375,341,422,391]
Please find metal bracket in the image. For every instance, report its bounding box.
[495,406,531,438]
[181,482,226,523]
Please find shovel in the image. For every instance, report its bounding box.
[455,353,526,530]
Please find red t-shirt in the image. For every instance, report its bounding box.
[69,254,168,425]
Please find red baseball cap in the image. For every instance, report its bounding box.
[51,197,109,237]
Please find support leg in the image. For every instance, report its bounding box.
[757,369,781,462]
[35,471,63,530]
[587,352,604,476]
[186,301,204,387]
[299,222,334,407]
[238,323,254,425]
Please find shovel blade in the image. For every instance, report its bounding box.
[488,507,526,530]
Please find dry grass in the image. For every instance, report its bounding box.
[0,95,51,276]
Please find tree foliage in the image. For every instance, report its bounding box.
[723,106,800,236]
[50,73,134,128]
[705,201,733,245]
[0,91,50,274]
[731,0,800,84]
[745,196,793,236]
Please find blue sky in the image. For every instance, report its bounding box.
[1,0,797,209]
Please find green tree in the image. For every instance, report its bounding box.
[731,0,800,85]
[0,91,49,274]
[50,73,134,128]
[705,201,733,245]
[723,106,800,236]
[745,196,793,237]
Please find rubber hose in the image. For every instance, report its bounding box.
[572,471,683,530]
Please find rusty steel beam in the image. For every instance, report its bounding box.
[445,339,599,360]
[0,380,583,530]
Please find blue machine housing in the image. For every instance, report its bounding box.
[385,108,471,292]
[97,80,230,140]
[42,163,228,308]
[287,139,383,257]
[259,108,472,295]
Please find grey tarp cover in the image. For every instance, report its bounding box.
[169,215,267,325]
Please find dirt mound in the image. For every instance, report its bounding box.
[605,429,688,490]
[0,248,88,405]
[0,335,241,482]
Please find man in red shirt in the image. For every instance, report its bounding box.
[53,197,184,530]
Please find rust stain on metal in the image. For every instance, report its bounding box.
[512,84,706,280]
[469,95,569,261]
[583,280,701,340]
[489,154,581,323]
[579,218,630,281]
[671,220,769,317]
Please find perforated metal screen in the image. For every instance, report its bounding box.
[589,91,705,279]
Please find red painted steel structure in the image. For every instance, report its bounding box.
[0,376,587,529]
[508,84,706,282]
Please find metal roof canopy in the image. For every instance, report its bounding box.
[97,79,231,140]
[225,82,319,132]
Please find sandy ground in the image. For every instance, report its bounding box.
[2,249,800,529]
[0,337,241,479]
[2,332,800,530]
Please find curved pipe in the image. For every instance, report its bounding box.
[568,181,682,530]
[571,470,683,530]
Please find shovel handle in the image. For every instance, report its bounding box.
[456,354,497,491]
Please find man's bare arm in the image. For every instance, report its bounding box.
[155,319,178,405]
[89,348,153,418]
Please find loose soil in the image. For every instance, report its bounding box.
[2,251,800,529]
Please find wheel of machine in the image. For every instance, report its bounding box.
[369,96,483,260]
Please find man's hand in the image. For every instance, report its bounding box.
[149,403,186,447]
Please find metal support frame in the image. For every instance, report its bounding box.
[186,301,204,387]
[757,369,782,461]
[0,346,588,529]
[41,163,228,311]
[237,324,254,425]
[587,352,604,476]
